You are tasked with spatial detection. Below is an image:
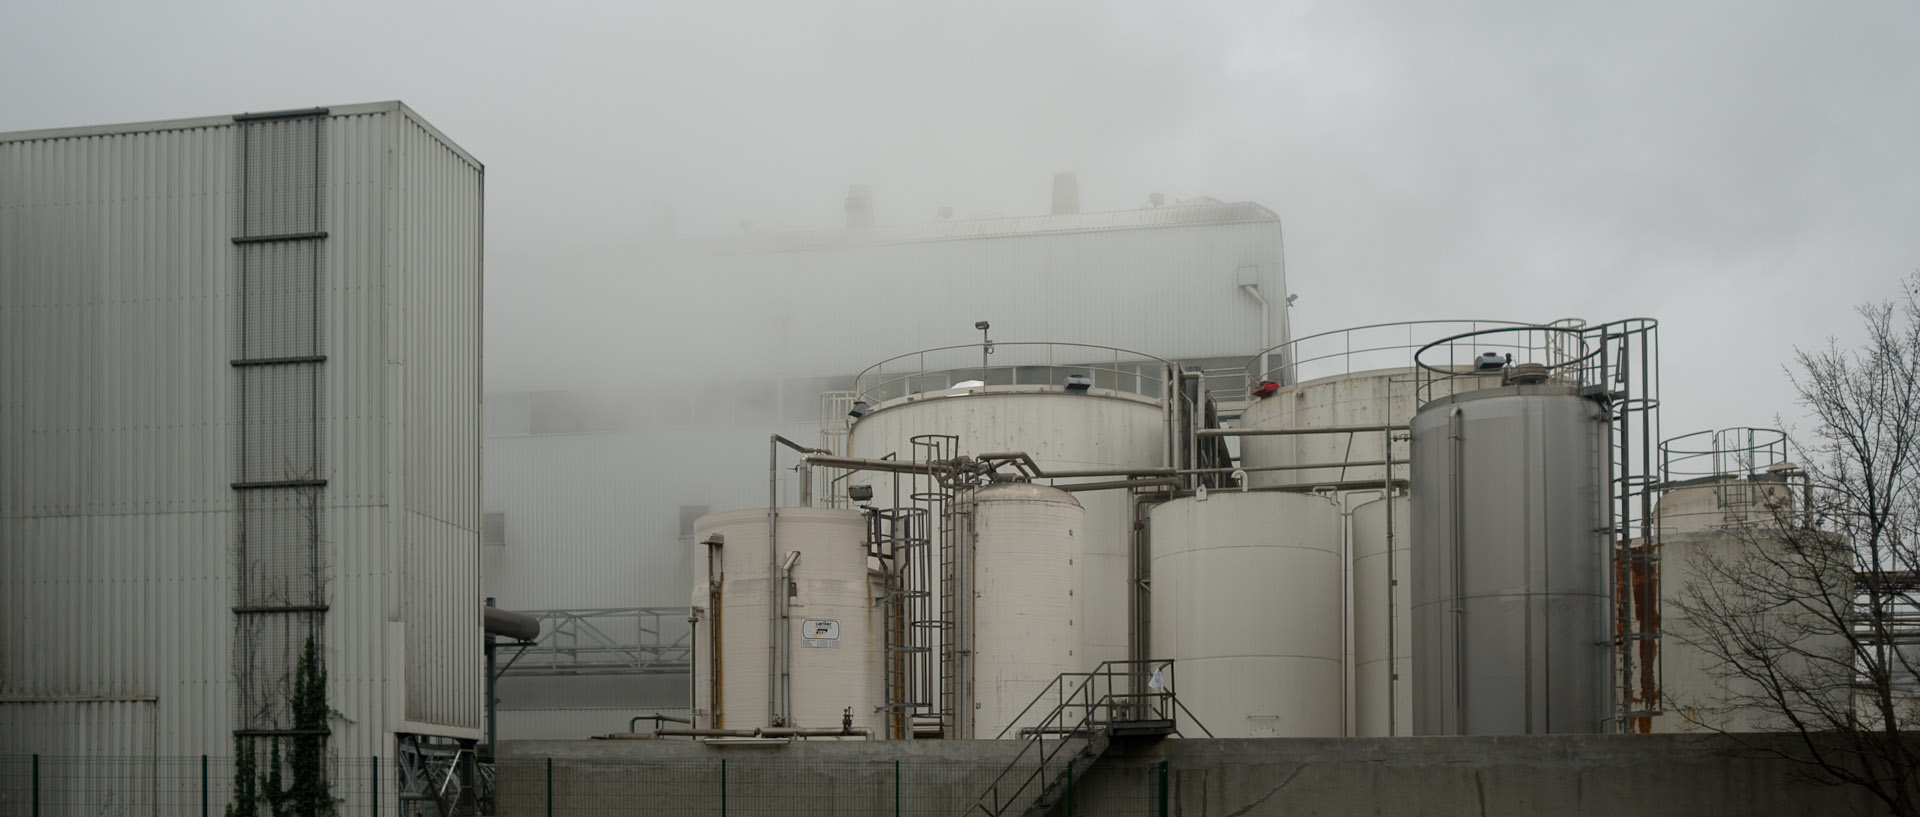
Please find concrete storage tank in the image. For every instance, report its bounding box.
[1409,383,1610,735]
[1352,494,1411,736]
[846,343,1171,673]
[959,482,1086,738]
[690,508,881,732]
[1149,491,1344,737]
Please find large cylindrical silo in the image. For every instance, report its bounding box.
[1240,367,1498,489]
[848,387,1165,672]
[690,508,881,732]
[1352,494,1411,736]
[1409,384,1610,735]
[961,482,1085,738]
[1149,491,1344,737]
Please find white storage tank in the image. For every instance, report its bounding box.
[690,508,881,732]
[961,482,1086,738]
[848,384,1165,672]
[1149,491,1344,737]
[1352,494,1411,736]
[1409,384,1610,735]
[1240,367,1498,489]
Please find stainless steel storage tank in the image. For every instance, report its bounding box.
[1149,491,1344,737]
[1409,384,1610,735]
[691,508,881,732]
[961,482,1086,738]
[1352,494,1411,736]
[847,371,1167,673]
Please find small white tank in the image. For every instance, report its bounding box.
[1149,491,1344,737]
[963,482,1085,738]
[691,508,880,732]
[1351,495,1411,736]
[848,386,1164,672]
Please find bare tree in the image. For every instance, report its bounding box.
[1675,273,1920,815]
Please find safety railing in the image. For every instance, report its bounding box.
[851,342,1177,407]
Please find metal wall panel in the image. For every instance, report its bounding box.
[1,102,484,762]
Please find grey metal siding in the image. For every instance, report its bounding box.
[0,102,484,762]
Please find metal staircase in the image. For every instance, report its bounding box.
[967,660,1205,817]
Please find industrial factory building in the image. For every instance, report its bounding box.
[0,102,484,806]
[1,103,1875,816]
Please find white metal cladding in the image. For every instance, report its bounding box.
[846,388,1166,671]
[967,483,1084,739]
[1149,491,1344,738]
[1351,495,1411,737]
[690,508,880,731]
[0,102,483,763]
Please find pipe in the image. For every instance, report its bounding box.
[756,727,875,739]
[1198,424,1406,437]
[768,437,781,728]
[633,713,692,733]
[1241,283,1271,379]
[656,729,758,738]
[1447,405,1467,733]
[1052,478,1181,493]
[780,550,801,722]
[483,606,541,642]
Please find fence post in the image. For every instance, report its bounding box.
[894,759,900,817]
[201,755,208,817]
[1157,760,1169,817]
[546,757,553,817]
[371,755,378,817]
[719,758,727,817]
[31,754,38,817]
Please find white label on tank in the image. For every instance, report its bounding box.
[801,619,840,648]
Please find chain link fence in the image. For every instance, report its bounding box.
[0,753,1171,816]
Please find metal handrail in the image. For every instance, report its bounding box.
[851,342,1179,407]
[1243,318,1547,389]
[969,660,1187,817]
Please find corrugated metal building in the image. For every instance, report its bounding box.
[0,101,483,800]
[483,194,1289,737]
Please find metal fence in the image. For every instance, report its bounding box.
[0,754,1172,816]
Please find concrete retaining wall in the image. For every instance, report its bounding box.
[498,734,1874,816]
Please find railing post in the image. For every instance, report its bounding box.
[1157,760,1169,817]
[370,755,378,817]
[1065,758,1074,816]
[31,754,38,817]
[720,758,727,817]
[201,754,208,817]
[894,759,901,817]
[545,757,553,817]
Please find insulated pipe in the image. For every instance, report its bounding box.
[768,435,826,727]
[483,607,541,642]
[1052,478,1181,493]
[632,714,692,732]
[1241,283,1271,379]
[656,729,758,738]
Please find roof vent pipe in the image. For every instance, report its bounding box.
[846,184,874,228]
[1052,172,1080,215]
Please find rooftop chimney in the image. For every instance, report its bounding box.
[846,184,874,228]
[1051,172,1079,215]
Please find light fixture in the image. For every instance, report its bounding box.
[701,533,725,547]
[848,401,869,418]
[1064,374,1092,392]
[849,484,874,503]
[1474,352,1511,372]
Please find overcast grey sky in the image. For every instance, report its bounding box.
[5,0,1916,444]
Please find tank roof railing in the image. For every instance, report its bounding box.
[1243,319,1554,392]
[852,341,1182,408]
[1659,427,1791,484]
[1413,321,1602,402]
